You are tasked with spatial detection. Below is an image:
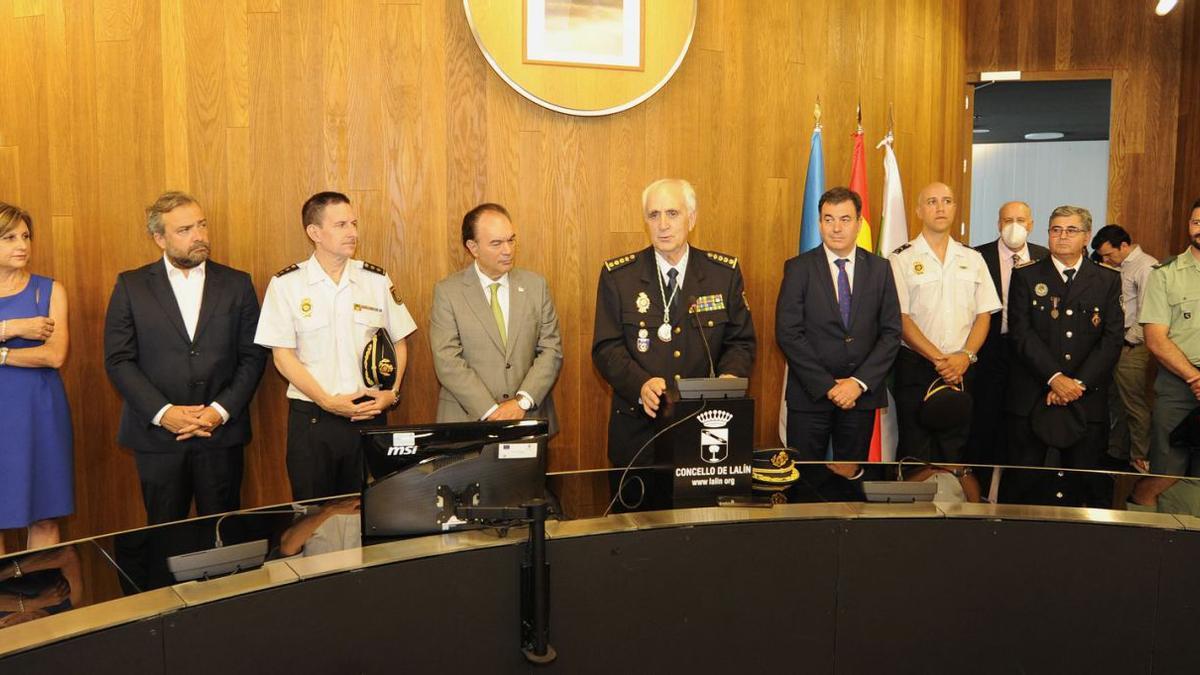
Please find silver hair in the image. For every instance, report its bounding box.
[642,179,697,214]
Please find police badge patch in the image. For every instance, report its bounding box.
[636,291,651,314]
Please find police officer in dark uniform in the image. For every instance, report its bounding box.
[592,179,756,509]
[1005,205,1123,506]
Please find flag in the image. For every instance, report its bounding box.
[875,131,908,461]
[848,126,882,461]
[780,122,826,445]
[848,129,874,251]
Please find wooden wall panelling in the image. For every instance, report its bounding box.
[965,0,1184,260]
[0,0,973,541]
[1173,0,1200,247]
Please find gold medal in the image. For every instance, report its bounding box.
[1035,283,1048,297]
[1050,297,1060,320]
[914,261,925,275]
[1091,308,1101,328]
[300,298,312,317]
[636,291,650,314]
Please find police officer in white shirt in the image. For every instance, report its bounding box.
[888,182,1002,463]
[255,192,417,500]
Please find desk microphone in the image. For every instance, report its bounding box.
[689,296,716,378]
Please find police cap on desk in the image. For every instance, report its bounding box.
[1030,399,1088,448]
[361,327,398,391]
[917,377,972,432]
[1169,406,1200,449]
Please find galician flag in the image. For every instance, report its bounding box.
[874,131,908,461]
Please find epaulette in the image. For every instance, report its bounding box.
[1014,259,1037,269]
[274,263,300,277]
[1154,255,1178,269]
[604,253,637,272]
[892,242,912,255]
[706,250,738,269]
[361,261,386,276]
[1098,261,1120,273]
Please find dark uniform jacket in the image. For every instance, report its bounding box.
[775,246,900,411]
[1005,256,1123,421]
[592,246,756,463]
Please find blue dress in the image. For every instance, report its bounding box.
[0,274,74,528]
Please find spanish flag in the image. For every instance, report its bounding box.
[848,125,883,462]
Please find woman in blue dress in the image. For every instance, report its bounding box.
[0,202,74,554]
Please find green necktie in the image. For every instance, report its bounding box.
[489,282,507,347]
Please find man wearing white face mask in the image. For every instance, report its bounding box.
[969,201,1050,471]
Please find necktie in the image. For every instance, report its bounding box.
[665,268,679,316]
[1012,253,1021,266]
[1064,268,1076,286]
[835,259,852,327]
[489,282,507,347]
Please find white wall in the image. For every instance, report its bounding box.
[969,140,1109,249]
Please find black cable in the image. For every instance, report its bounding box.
[602,399,709,517]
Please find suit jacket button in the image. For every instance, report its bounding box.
[844,336,853,343]
[506,363,512,369]
[189,349,198,356]
[503,394,510,399]
[673,350,681,358]
[674,374,681,381]
[1064,354,1072,360]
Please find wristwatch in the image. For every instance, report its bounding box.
[960,349,978,364]
[516,393,533,411]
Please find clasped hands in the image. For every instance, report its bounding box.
[160,404,226,440]
[1046,374,1086,406]
[933,351,971,385]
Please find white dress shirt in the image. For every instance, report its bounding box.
[998,240,1031,334]
[1117,246,1158,344]
[824,245,855,298]
[1050,255,1083,284]
[152,255,229,425]
[654,245,689,296]
[475,261,531,419]
[254,255,418,402]
[890,234,1002,354]
[823,245,868,392]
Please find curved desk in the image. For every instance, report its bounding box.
[3,503,1199,674]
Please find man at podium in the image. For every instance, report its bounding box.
[592,179,757,506]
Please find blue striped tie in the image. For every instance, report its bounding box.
[835,258,852,327]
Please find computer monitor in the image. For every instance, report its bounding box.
[360,419,549,537]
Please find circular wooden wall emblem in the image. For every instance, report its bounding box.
[463,0,698,117]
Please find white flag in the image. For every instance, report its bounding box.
[875,133,907,461]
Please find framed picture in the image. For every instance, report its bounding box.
[523,0,644,71]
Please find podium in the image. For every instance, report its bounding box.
[655,395,754,507]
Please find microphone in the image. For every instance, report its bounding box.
[689,296,716,378]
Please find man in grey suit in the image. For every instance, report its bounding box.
[430,203,563,433]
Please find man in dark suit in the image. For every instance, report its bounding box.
[776,187,900,497]
[1006,205,1122,506]
[969,201,1050,472]
[104,192,267,524]
[592,179,756,509]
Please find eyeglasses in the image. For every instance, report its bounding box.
[1048,226,1087,237]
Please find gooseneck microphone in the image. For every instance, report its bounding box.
[689,296,716,378]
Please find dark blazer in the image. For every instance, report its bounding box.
[104,259,267,453]
[1005,256,1123,420]
[974,238,1050,358]
[775,246,901,411]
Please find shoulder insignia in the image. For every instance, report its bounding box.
[1154,255,1178,269]
[274,263,300,278]
[604,253,637,272]
[706,251,738,269]
[892,242,912,255]
[1014,259,1037,269]
[361,261,386,276]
